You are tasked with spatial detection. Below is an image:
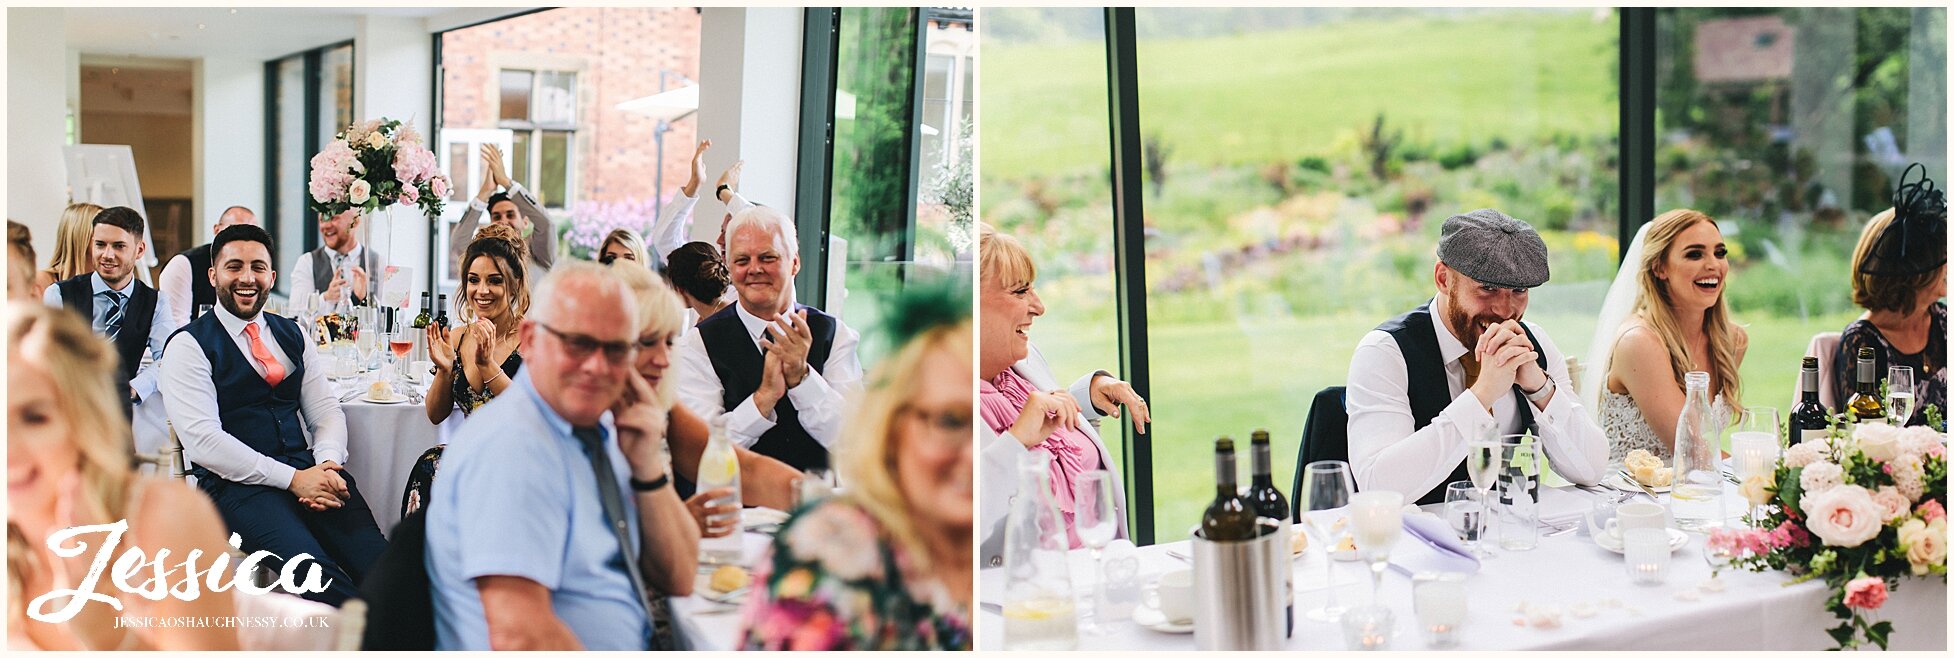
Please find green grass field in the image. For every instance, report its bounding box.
[981,11,1618,178]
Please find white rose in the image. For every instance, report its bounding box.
[1898,517,1948,576]
[365,130,389,150]
[1857,429,1902,463]
[1740,473,1775,508]
[348,179,371,205]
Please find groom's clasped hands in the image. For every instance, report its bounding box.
[1469,319,1545,410]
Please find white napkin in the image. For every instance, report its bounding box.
[1537,485,1595,526]
[1301,508,1480,575]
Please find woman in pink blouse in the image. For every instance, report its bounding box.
[976,224,1149,568]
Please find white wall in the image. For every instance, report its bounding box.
[194,57,266,237]
[352,15,435,296]
[695,7,804,243]
[9,8,74,260]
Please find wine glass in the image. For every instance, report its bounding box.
[1299,460,1355,621]
[1887,366,1916,425]
[1442,482,1484,552]
[386,325,415,392]
[1073,470,1117,635]
[1350,491,1403,604]
[1463,427,1503,557]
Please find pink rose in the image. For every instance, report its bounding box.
[1802,485,1884,548]
[1919,500,1946,523]
[398,183,419,204]
[1843,576,1889,610]
[1872,486,1911,523]
[431,176,451,199]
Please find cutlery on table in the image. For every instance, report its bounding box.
[980,601,1003,615]
[1616,469,1662,502]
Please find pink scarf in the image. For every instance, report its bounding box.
[981,368,1095,549]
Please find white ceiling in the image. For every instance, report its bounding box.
[60,7,514,62]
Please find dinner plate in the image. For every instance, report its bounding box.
[1593,527,1688,554]
[362,393,409,404]
[743,507,790,533]
[1130,603,1193,634]
[693,570,750,604]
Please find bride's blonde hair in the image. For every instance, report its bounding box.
[1631,209,1742,408]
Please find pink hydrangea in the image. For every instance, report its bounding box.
[1898,426,1945,458]
[394,144,439,184]
[1799,461,1845,495]
[1843,576,1888,611]
[1889,453,1926,502]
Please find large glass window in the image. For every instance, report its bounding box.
[1654,7,1947,408]
[981,8,1124,483]
[266,42,354,294]
[435,7,702,290]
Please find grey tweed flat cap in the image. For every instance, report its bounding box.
[1437,209,1549,289]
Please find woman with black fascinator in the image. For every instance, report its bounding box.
[1834,163,1948,425]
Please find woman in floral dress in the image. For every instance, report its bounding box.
[740,313,973,650]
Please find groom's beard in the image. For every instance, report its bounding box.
[1443,286,1520,349]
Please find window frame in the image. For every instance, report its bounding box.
[263,39,356,295]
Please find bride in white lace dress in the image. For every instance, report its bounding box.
[1583,210,1749,466]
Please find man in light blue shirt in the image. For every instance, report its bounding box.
[426,262,700,650]
[44,206,177,404]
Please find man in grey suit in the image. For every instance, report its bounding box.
[451,144,555,277]
[289,208,385,306]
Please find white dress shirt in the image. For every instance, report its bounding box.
[158,252,197,329]
[42,273,177,402]
[288,244,380,304]
[159,306,349,491]
[671,302,863,451]
[1345,297,1607,500]
[648,189,703,261]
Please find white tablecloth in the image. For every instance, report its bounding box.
[669,531,774,651]
[333,375,457,538]
[979,487,1948,651]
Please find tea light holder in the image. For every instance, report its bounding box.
[1412,572,1467,648]
[1340,604,1395,650]
[1623,528,1670,586]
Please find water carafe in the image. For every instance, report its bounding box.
[1670,371,1725,532]
[1001,451,1078,650]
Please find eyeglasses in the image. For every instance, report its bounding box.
[536,322,638,363]
[900,404,974,447]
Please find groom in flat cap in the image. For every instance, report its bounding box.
[1345,209,1608,504]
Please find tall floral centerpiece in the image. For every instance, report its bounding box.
[1711,417,1948,650]
[306,118,451,306]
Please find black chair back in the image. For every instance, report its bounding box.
[359,510,434,650]
[1291,385,1350,521]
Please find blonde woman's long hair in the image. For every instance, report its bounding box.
[599,228,650,266]
[44,202,104,281]
[6,302,138,615]
[609,263,685,410]
[833,319,973,573]
[1631,209,1742,407]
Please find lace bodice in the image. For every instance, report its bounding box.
[1601,389,1731,467]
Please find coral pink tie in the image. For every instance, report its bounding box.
[243,323,287,387]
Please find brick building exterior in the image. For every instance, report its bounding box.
[440,7,703,208]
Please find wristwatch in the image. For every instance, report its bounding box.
[1524,381,1555,404]
[630,472,672,493]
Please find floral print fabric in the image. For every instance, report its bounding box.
[739,499,971,651]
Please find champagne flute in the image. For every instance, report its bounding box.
[1073,470,1117,635]
[1463,427,1502,557]
[1350,491,1403,604]
[1887,366,1916,425]
[1299,460,1355,621]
